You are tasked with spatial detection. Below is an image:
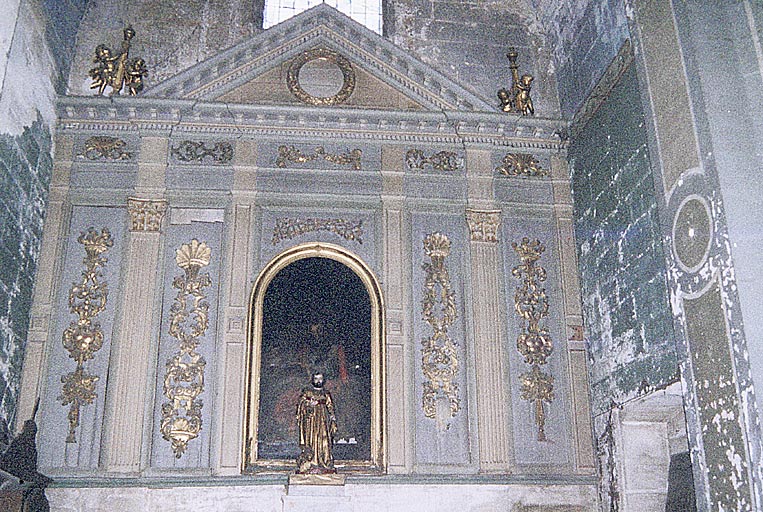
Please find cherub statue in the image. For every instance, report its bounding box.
[125,58,148,95]
[515,74,534,116]
[88,26,147,96]
[498,48,535,116]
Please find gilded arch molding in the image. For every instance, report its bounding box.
[243,242,386,473]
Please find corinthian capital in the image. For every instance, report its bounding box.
[127,197,167,232]
[465,209,501,243]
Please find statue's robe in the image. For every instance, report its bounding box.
[296,387,337,473]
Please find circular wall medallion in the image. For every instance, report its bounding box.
[287,48,355,106]
[672,195,713,272]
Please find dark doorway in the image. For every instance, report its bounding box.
[256,257,372,462]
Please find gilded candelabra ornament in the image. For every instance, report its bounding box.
[497,48,534,116]
[78,136,132,161]
[276,145,362,170]
[421,233,460,420]
[161,240,212,457]
[58,228,113,443]
[512,236,554,441]
[496,153,548,178]
[405,149,463,172]
[170,141,234,164]
[88,26,148,96]
[271,218,364,245]
[520,365,554,442]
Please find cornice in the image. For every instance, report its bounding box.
[57,96,568,150]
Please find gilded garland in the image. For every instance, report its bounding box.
[421,233,460,419]
[58,228,113,443]
[276,145,362,170]
[161,240,212,457]
[512,237,554,441]
[286,48,355,106]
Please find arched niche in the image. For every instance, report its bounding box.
[244,243,385,473]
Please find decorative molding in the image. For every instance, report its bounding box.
[495,153,548,177]
[421,233,460,420]
[58,228,113,443]
[286,48,356,106]
[512,237,554,441]
[57,97,568,150]
[405,149,463,172]
[271,218,363,244]
[570,39,633,138]
[276,145,362,170]
[127,198,167,232]
[77,136,132,161]
[170,140,234,164]
[465,209,501,243]
[161,240,212,457]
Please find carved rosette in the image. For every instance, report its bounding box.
[465,209,501,243]
[127,198,167,232]
[271,218,364,245]
[161,239,212,457]
[405,149,463,172]
[421,233,460,420]
[511,237,554,441]
[170,140,234,164]
[496,153,548,177]
[58,228,113,443]
[78,136,132,161]
[276,145,362,170]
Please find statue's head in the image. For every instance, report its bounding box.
[312,372,325,389]
[520,74,534,87]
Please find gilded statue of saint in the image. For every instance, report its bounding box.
[296,372,338,474]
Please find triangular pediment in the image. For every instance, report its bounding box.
[147,4,494,112]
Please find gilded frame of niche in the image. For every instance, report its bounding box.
[243,242,386,473]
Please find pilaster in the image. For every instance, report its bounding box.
[102,136,168,473]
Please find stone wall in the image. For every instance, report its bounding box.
[568,58,678,510]
[531,0,628,118]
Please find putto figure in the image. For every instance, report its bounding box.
[497,48,535,116]
[296,372,338,474]
[89,26,148,96]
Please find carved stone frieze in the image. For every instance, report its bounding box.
[58,228,113,443]
[276,145,362,170]
[170,140,234,164]
[465,209,501,243]
[78,136,132,161]
[512,237,554,441]
[405,149,463,172]
[271,218,363,245]
[421,233,460,420]
[161,239,212,457]
[496,153,548,177]
[127,198,167,232]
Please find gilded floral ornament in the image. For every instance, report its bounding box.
[465,209,501,243]
[88,26,147,96]
[286,48,355,106]
[405,149,463,172]
[58,228,113,443]
[78,136,132,161]
[170,140,234,165]
[421,233,460,421]
[271,218,364,245]
[512,236,554,441]
[127,198,167,232]
[496,153,548,177]
[161,239,212,457]
[520,365,554,441]
[276,145,362,170]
